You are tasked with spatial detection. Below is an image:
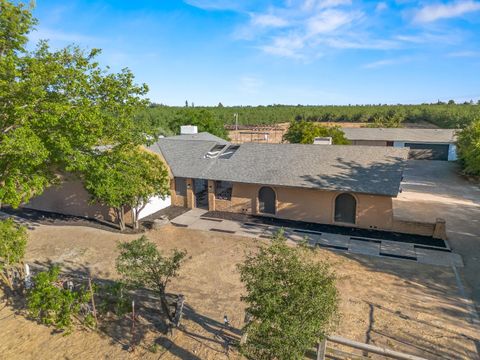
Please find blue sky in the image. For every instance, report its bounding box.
[30,0,480,105]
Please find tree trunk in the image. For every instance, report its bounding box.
[132,201,147,231]
[0,270,13,290]
[132,209,138,231]
[158,287,173,322]
[116,207,126,231]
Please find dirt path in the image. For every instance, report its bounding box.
[1,224,478,359]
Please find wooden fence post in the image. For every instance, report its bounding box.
[88,277,98,326]
[317,339,327,360]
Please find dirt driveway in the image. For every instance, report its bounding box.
[394,160,480,312]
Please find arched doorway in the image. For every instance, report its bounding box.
[334,193,356,224]
[258,187,276,215]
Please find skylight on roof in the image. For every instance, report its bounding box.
[219,145,240,159]
[205,144,226,159]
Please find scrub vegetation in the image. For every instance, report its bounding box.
[137,102,480,137]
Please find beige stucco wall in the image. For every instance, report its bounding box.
[22,179,123,223]
[171,177,445,236]
[197,180,394,231]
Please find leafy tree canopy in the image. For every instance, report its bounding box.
[0,0,148,207]
[283,120,349,144]
[116,236,186,322]
[169,108,229,139]
[83,146,170,230]
[0,218,27,289]
[457,119,480,176]
[238,231,339,359]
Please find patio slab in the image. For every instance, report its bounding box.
[349,239,381,256]
[381,241,416,259]
[170,209,463,268]
[416,247,464,267]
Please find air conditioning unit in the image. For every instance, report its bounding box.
[180,125,198,135]
[313,137,332,145]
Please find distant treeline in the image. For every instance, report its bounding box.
[135,103,480,136]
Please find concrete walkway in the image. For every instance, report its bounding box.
[171,209,463,268]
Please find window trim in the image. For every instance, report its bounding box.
[174,177,187,197]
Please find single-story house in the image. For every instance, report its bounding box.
[148,132,411,232]
[342,128,458,161]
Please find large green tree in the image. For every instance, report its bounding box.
[238,231,338,360]
[457,119,480,176]
[168,108,229,139]
[283,120,349,144]
[83,147,170,231]
[0,0,148,208]
[116,236,186,322]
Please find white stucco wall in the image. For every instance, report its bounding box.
[448,144,457,161]
[138,195,171,219]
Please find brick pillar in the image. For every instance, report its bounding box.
[186,178,194,209]
[433,218,447,240]
[208,180,215,211]
[169,179,176,204]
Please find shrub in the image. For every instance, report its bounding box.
[0,218,27,290]
[97,281,132,317]
[27,265,92,333]
[238,231,339,359]
[457,119,480,176]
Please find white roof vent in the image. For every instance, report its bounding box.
[180,125,198,135]
[313,137,332,145]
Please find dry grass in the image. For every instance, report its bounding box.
[0,224,478,360]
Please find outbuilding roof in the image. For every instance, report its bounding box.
[149,135,409,197]
[165,132,229,144]
[342,128,457,143]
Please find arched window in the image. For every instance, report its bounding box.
[259,187,276,215]
[334,193,356,224]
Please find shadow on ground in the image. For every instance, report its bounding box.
[2,260,241,359]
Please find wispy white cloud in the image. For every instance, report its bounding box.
[260,34,309,59]
[250,13,289,28]
[184,0,248,11]
[239,75,264,94]
[30,27,101,44]
[189,0,480,60]
[447,50,480,57]
[235,1,365,58]
[363,56,413,69]
[375,2,388,12]
[395,31,461,45]
[414,1,480,23]
[306,9,359,35]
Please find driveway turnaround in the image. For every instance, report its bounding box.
[170,208,463,268]
[394,160,480,313]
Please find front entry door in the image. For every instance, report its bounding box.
[193,179,209,209]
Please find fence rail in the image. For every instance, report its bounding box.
[316,335,428,360]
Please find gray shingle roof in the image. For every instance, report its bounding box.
[165,132,229,144]
[343,128,457,143]
[149,136,409,197]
